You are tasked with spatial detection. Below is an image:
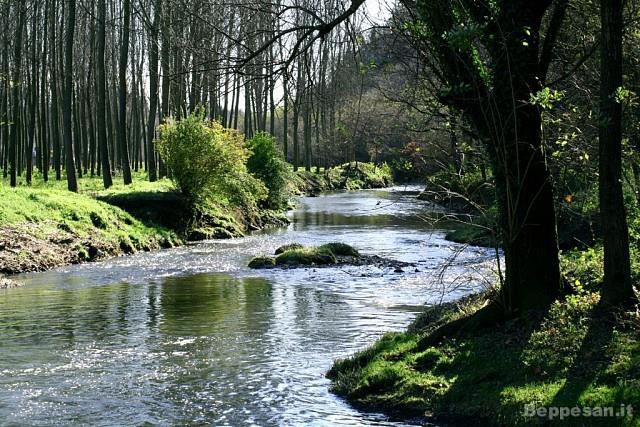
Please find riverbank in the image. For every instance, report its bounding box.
[328,247,640,426]
[0,163,392,277]
[0,181,180,275]
[293,162,393,195]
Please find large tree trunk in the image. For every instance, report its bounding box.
[490,104,562,314]
[599,0,636,307]
[489,5,562,314]
[431,2,564,315]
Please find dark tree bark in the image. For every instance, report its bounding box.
[598,0,636,307]
[9,3,27,187]
[119,0,133,185]
[146,0,162,182]
[40,0,50,182]
[26,1,39,185]
[283,70,289,160]
[417,1,563,315]
[96,0,112,188]
[63,0,78,192]
[51,1,62,181]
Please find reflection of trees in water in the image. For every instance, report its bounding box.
[158,273,274,337]
[292,211,397,229]
[153,274,276,422]
[0,282,155,349]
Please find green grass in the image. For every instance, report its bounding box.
[1,172,263,241]
[0,184,178,248]
[328,252,640,426]
[2,170,175,196]
[0,173,182,273]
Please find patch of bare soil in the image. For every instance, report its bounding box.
[0,223,119,275]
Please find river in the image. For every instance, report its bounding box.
[0,187,495,426]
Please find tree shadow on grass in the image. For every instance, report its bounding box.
[427,310,549,425]
[98,190,188,229]
[428,303,632,426]
[548,305,633,426]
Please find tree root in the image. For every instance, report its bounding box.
[416,302,507,351]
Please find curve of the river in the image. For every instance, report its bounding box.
[0,186,495,426]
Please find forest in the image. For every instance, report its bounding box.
[0,0,639,425]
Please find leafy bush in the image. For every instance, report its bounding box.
[246,132,291,210]
[156,111,266,212]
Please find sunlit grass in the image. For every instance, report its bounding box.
[328,287,640,426]
[0,170,175,197]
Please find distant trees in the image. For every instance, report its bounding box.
[0,0,376,188]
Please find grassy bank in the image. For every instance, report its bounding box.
[0,171,288,275]
[0,176,180,275]
[293,162,393,194]
[328,248,640,426]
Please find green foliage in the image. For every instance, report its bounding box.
[246,132,292,210]
[156,111,267,212]
[531,87,565,110]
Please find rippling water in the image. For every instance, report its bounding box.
[0,187,495,426]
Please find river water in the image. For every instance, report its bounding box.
[0,187,494,426]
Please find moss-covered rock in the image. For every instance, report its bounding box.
[319,242,360,257]
[275,243,304,255]
[250,243,414,270]
[275,247,338,266]
[248,256,276,269]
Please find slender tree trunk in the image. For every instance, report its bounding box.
[96,0,112,188]
[26,2,39,185]
[283,71,289,160]
[51,1,62,181]
[118,0,133,184]
[9,3,27,187]
[40,0,50,182]
[63,0,78,192]
[146,0,162,182]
